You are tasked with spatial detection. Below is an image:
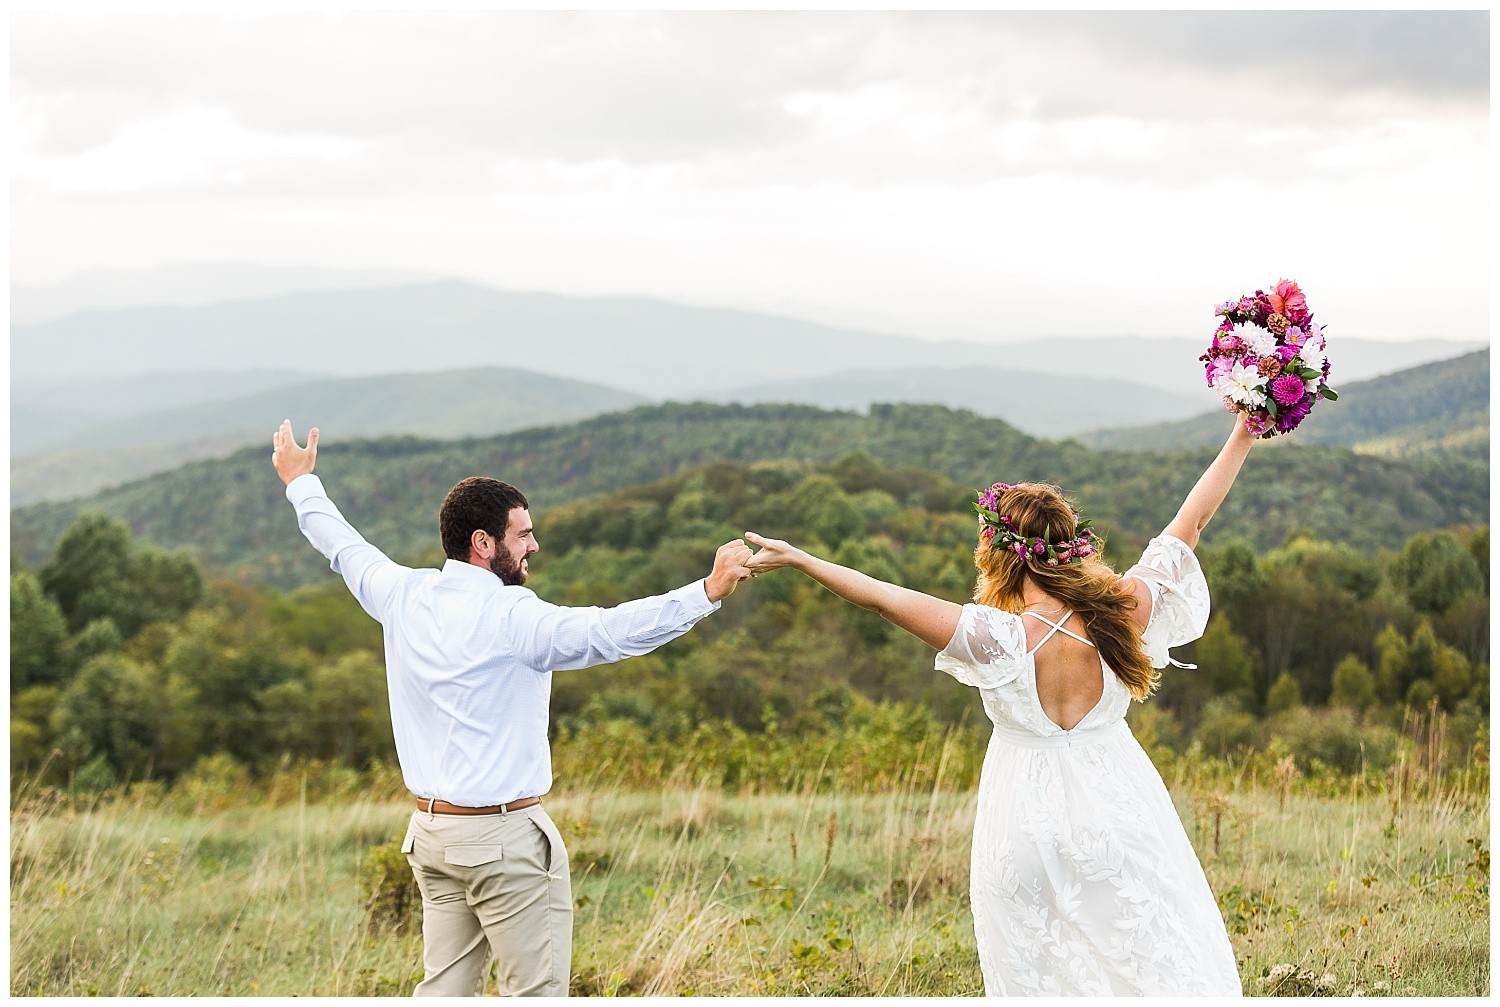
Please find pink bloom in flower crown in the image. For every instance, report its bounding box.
[1270,373,1306,406]
[1244,412,1275,437]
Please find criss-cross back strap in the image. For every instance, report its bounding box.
[1021,610,1095,656]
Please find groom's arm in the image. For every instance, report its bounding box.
[501,539,752,671]
[274,420,407,622]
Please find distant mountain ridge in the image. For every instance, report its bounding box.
[1082,349,1490,456]
[12,277,1480,400]
[11,262,435,326]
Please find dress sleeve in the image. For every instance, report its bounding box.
[934,604,1028,690]
[1124,534,1212,668]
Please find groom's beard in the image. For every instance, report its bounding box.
[489,550,529,586]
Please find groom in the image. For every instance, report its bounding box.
[271,421,754,996]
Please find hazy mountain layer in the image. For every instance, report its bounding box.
[12,370,319,456]
[10,368,646,506]
[709,366,1206,436]
[11,263,434,326]
[12,278,1480,398]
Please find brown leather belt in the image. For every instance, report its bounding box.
[416,796,541,816]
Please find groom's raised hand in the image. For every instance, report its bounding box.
[705,539,755,602]
[272,419,319,486]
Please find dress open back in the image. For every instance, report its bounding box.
[935,534,1241,996]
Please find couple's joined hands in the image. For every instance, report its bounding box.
[704,532,802,602]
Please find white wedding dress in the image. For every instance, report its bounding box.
[935,534,1242,996]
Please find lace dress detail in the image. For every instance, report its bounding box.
[936,533,1240,997]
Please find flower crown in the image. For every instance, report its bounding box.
[974,483,1098,568]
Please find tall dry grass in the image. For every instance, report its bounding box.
[9,727,1488,996]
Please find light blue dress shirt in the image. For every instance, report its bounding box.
[285,474,720,806]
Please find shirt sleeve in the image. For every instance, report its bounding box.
[934,603,1028,690]
[1124,534,1212,668]
[502,579,721,672]
[285,474,409,623]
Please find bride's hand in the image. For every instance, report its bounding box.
[743,531,806,574]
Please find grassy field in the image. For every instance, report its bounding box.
[9,757,1489,997]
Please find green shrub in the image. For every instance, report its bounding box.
[1194,697,1259,757]
[1268,707,1399,775]
[361,838,419,932]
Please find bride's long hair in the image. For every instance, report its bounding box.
[972,482,1157,699]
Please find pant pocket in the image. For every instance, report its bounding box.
[444,844,504,868]
[530,813,569,876]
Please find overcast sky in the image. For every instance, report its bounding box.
[10,10,1491,344]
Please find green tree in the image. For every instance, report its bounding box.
[1265,672,1302,715]
[790,475,865,549]
[1329,655,1376,713]
[11,684,61,776]
[39,513,132,630]
[68,617,123,668]
[1467,525,1489,592]
[1375,624,1411,705]
[162,610,304,764]
[307,653,394,766]
[1195,616,1257,711]
[1390,530,1484,614]
[10,569,70,690]
[51,655,162,779]
[39,513,204,638]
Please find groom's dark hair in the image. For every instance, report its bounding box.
[440,477,530,560]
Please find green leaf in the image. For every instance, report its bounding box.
[1321,387,1339,401]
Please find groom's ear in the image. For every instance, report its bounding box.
[470,528,493,560]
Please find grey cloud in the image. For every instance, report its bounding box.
[1023,11,1488,101]
[10,9,1485,174]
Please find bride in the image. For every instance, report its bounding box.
[743,419,1254,996]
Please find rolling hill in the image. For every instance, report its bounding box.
[10,368,648,506]
[1081,349,1490,457]
[12,370,325,457]
[11,402,1487,589]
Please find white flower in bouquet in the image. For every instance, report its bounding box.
[1231,322,1277,357]
[1298,337,1327,374]
[1216,359,1266,407]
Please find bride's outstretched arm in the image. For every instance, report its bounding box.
[743,531,961,650]
[1161,419,1257,548]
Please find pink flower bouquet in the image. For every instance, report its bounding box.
[1200,279,1337,438]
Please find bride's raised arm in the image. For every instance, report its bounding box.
[1161,419,1258,549]
[743,531,962,650]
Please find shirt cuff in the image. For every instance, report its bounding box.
[686,578,723,614]
[284,473,326,506]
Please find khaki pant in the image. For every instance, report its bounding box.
[402,806,572,996]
